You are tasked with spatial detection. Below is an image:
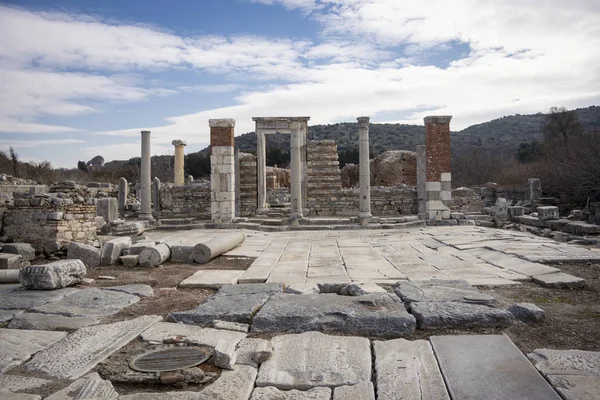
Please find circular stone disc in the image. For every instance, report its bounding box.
[129,347,211,372]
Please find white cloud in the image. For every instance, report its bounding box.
[179,84,245,94]
[0,139,85,149]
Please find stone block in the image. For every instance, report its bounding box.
[119,255,139,268]
[213,339,237,369]
[9,313,100,331]
[19,260,86,290]
[213,320,249,333]
[236,338,273,367]
[31,287,139,317]
[507,303,545,323]
[532,272,585,289]
[409,301,513,329]
[44,241,62,255]
[100,237,131,266]
[0,253,21,269]
[251,387,331,400]
[3,243,35,261]
[67,242,101,268]
[0,328,67,374]
[538,206,559,221]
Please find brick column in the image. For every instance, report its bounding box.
[424,116,452,220]
[172,140,187,186]
[209,119,235,223]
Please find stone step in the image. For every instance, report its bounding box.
[155,224,206,231]
[262,219,284,226]
[300,218,354,225]
[159,218,196,226]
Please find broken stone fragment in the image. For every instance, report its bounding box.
[213,339,237,370]
[3,243,36,261]
[19,259,86,290]
[507,303,545,323]
[67,242,101,268]
[213,320,249,333]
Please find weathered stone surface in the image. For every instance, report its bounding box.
[340,282,386,296]
[394,280,498,306]
[285,283,320,294]
[192,232,245,264]
[538,206,559,221]
[431,335,561,400]
[0,283,22,294]
[251,387,332,400]
[333,382,375,400]
[528,349,600,376]
[236,338,273,367]
[545,374,600,400]
[0,287,79,310]
[197,364,257,400]
[44,241,62,255]
[0,375,52,392]
[507,303,545,323]
[46,372,118,400]
[410,301,513,329]
[141,322,246,348]
[19,260,86,290]
[252,293,416,338]
[0,328,67,373]
[67,242,101,269]
[100,237,131,266]
[214,339,237,369]
[219,283,284,295]
[213,319,249,332]
[120,393,198,400]
[256,331,371,390]
[179,269,245,289]
[119,255,139,267]
[103,284,154,297]
[8,313,100,331]
[31,287,139,317]
[0,269,20,283]
[0,309,23,322]
[3,243,35,261]
[97,197,118,223]
[0,391,42,400]
[532,272,585,289]
[0,253,21,269]
[374,338,449,400]
[170,245,194,263]
[25,315,162,379]
[139,243,171,268]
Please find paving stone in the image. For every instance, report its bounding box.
[285,283,320,294]
[3,243,35,261]
[120,393,199,400]
[532,272,585,289]
[25,316,161,379]
[252,293,416,338]
[236,338,273,367]
[251,387,332,400]
[0,375,52,392]
[46,372,118,400]
[431,334,562,400]
[140,322,246,347]
[0,253,21,269]
[256,331,371,390]
[0,391,41,400]
[340,282,386,296]
[394,281,497,306]
[218,283,284,295]
[214,339,237,369]
[19,260,86,290]
[545,374,600,400]
[374,338,449,400]
[0,328,67,373]
[31,287,139,317]
[67,242,101,268]
[507,303,545,323]
[179,269,245,289]
[197,364,257,400]
[100,237,131,266]
[213,319,249,332]
[332,382,375,400]
[0,309,23,323]
[410,301,513,329]
[103,284,154,297]
[8,313,100,331]
[527,349,600,376]
[0,283,22,294]
[0,287,79,310]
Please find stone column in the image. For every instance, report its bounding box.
[234,149,241,218]
[416,145,427,219]
[289,122,304,222]
[186,175,194,186]
[139,130,153,220]
[171,140,187,186]
[357,117,372,223]
[256,130,268,212]
[152,177,161,215]
[117,177,128,216]
[424,116,452,220]
[209,119,236,224]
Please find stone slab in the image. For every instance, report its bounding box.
[31,287,139,317]
[8,313,100,331]
[340,282,386,296]
[546,374,600,400]
[46,372,117,400]
[251,387,332,400]
[394,281,497,306]
[0,287,79,310]
[527,349,600,376]
[333,382,375,400]
[0,391,41,400]
[0,309,23,323]
[410,301,513,329]
[120,393,198,400]
[252,293,416,338]
[285,283,320,294]
[0,283,22,294]
[236,338,273,368]
[256,331,371,390]
[25,315,162,379]
[179,269,245,289]
[431,334,562,400]
[0,375,52,392]
[197,364,257,400]
[532,272,586,289]
[140,322,246,348]
[0,328,67,373]
[218,283,284,295]
[103,284,154,297]
[0,253,21,269]
[374,338,449,400]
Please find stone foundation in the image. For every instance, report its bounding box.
[307,140,342,213]
[158,184,211,219]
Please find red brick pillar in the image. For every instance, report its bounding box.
[424,116,452,220]
[209,119,235,223]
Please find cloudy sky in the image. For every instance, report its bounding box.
[1,0,599,168]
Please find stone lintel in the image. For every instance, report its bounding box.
[424,116,452,124]
[252,117,311,122]
[171,140,187,147]
[209,118,236,128]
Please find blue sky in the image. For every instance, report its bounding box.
[1,0,599,168]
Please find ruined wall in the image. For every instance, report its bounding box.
[239,153,258,217]
[2,196,97,252]
[451,188,485,213]
[308,187,417,216]
[158,183,211,219]
[371,150,417,186]
[340,164,359,188]
[307,140,342,213]
[266,167,290,189]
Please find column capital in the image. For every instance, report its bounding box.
[141,130,151,134]
[209,118,235,128]
[171,140,187,147]
[424,115,452,124]
[357,116,370,129]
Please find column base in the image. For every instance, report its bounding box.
[290,211,304,221]
[139,213,155,221]
[358,212,372,226]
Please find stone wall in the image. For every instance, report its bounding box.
[266,167,290,189]
[158,183,211,219]
[308,187,417,216]
[239,153,258,217]
[2,198,97,252]
[371,150,417,186]
[451,188,485,213]
[307,140,342,212]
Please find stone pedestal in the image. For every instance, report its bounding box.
[139,130,154,221]
[357,117,372,224]
[416,145,427,220]
[210,119,236,224]
[172,140,187,186]
[424,116,452,220]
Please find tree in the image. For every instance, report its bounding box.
[516,141,543,163]
[542,106,582,143]
[9,147,18,177]
[77,161,89,172]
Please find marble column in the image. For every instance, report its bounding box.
[139,130,153,220]
[172,140,187,186]
[289,122,304,222]
[357,116,372,223]
[256,130,268,212]
[209,118,236,224]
